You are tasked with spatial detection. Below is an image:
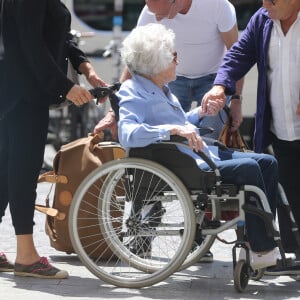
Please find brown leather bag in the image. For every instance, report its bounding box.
[36,133,125,256]
[218,122,248,152]
[218,106,249,152]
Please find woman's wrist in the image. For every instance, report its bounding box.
[108,109,115,117]
[170,126,180,135]
[198,106,204,118]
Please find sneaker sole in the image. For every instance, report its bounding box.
[14,270,69,279]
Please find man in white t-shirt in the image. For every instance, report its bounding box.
[119,0,244,139]
[94,0,244,140]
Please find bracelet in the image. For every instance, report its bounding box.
[230,94,243,101]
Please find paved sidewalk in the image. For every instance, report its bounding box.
[1,161,300,300]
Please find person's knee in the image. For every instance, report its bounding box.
[258,153,278,170]
[236,159,262,186]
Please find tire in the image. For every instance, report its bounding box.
[234,260,250,292]
[69,158,196,288]
[251,268,265,281]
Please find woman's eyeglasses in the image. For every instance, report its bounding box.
[172,51,178,63]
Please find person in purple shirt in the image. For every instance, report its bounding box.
[117,23,295,270]
[202,0,300,276]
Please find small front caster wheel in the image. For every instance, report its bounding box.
[251,268,265,281]
[234,260,250,292]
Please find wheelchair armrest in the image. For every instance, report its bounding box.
[164,136,219,173]
[198,126,214,136]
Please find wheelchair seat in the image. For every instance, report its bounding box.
[129,143,216,191]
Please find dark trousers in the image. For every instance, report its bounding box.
[0,100,49,235]
[217,150,278,252]
[202,149,278,252]
[273,137,300,253]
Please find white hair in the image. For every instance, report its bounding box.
[120,23,175,76]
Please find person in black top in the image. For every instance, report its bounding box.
[0,0,107,278]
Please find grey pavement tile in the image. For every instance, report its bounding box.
[1,183,300,299]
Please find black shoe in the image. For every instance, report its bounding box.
[125,236,152,258]
[265,263,300,276]
[198,250,214,263]
[142,201,165,227]
[190,242,214,263]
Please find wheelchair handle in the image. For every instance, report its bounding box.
[89,82,121,104]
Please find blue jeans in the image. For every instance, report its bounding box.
[202,150,278,252]
[168,74,230,139]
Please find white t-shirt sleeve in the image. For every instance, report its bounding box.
[137,6,156,26]
[216,0,237,33]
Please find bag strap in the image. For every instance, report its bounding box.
[218,105,249,151]
[38,170,68,184]
[36,171,67,219]
[89,132,104,152]
[35,204,66,220]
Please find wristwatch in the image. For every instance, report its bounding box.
[230,94,243,101]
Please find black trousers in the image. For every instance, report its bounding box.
[0,100,49,235]
[273,137,300,253]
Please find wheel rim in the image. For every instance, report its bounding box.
[69,158,196,288]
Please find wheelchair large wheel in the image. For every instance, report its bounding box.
[69,158,196,288]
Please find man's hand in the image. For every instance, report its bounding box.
[79,61,109,103]
[93,110,118,140]
[201,85,226,114]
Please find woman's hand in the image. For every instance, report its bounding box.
[79,62,109,103]
[93,110,118,140]
[171,124,204,152]
[66,84,93,106]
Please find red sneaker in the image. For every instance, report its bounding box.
[0,252,14,272]
[14,257,68,279]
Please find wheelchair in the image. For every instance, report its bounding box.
[68,86,299,292]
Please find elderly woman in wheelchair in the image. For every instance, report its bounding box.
[116,23,296,280]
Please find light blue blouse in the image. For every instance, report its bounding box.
[117,74,220,166]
